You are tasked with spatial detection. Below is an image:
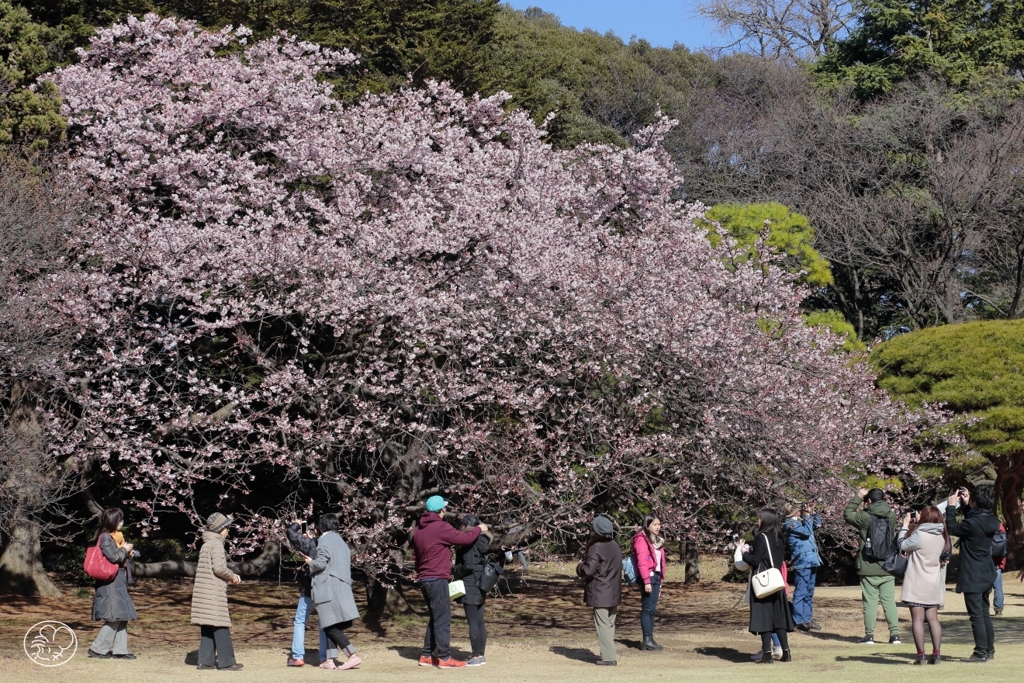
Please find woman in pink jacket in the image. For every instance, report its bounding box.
[632,515,667,651]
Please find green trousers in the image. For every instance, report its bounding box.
[860,575,899,637]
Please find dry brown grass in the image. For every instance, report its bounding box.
[3,560,1024,682]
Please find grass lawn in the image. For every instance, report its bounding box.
[2,560,1022,681]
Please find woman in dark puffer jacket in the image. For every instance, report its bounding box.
[454,515,494,667]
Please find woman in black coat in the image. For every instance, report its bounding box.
[741,508,795,663]
[87,507,139,659]
[454,515,492,666]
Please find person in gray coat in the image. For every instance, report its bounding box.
[302,513,361,670]
[87,507,139,659]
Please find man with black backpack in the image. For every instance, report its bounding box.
[844,487,901,645]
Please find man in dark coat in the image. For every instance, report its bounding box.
[844,487,901,645]
[576,515,622,666]
[413,495,485,669]
[945,485,1001,663]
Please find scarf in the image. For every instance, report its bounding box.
[110,530,126,548]
[647,532,665,550]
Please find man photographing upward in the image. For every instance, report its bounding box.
[844,487,900,645]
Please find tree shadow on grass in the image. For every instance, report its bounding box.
[804,631,863,643]
[615,638,642,651]
[550,646,597,663]
[694,646,750,663]
[388,646,421,661]
[184,650,199,665]
[835,653,918,665]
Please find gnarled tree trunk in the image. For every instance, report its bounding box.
[133,542,281,578]
[0,520,61,597]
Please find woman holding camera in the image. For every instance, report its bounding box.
[898,505,948,664]
[87,507,139,659]
[740,509,794,664]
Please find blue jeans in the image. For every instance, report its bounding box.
[292,595,334,661]
[792,567,817,625]
[640,573,662,638]
[994,568,1004,610]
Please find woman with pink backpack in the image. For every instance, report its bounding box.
[632,515,667,651]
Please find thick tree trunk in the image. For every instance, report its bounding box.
[0,520,61,597]
[133,542,280,578]
[996,466,1024,570]
[365,578,414,617]
[681,541,701,583]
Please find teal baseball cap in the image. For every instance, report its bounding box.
[425,495,448,512]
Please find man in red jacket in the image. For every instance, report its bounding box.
[413,495,487,669]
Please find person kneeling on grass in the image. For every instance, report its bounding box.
[303,513,362,670]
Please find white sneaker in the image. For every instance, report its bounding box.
[772,646,783,660]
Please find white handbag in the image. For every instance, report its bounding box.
[750,534,785,598]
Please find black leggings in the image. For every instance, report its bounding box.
[323,620,355,658]
[760,629,789,652]
[464,602,487,657]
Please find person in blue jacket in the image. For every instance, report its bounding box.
[784,503,822,631]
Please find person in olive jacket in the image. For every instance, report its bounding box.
[87,507,139,660]
[190,512,243,671]
[844,487,900,645]
[453,514,494,666]
[945,485,1001,663]
[576,515,622,666]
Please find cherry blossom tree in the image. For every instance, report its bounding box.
[9,14,941,592]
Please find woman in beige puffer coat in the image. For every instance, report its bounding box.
[897,505,948,665]
[190,513,242,671]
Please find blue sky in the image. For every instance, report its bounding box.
[504,1,715,50]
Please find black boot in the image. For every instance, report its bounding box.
[641,636,663,651]
[758,651,774,664]
[779,649,791,662]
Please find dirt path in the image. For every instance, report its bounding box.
[3,562,1023,681]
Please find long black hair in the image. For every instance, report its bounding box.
[96,507,124,539]
[756,508,783,541]
[642,514,661,539]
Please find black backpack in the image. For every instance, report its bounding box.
[863,513,895,562]
[991,527,1008,560]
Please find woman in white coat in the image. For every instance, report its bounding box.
[897,505,949,665]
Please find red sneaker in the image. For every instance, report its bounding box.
[286,657,304,667]
[437,657,467,669]
[419,655,438,667]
